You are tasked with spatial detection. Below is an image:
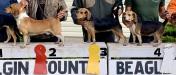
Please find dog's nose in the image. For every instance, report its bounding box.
[5,8,10,13]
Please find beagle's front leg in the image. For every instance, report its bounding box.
[20,34,28,48]
[4,27,11,44]
[153,32,162,47]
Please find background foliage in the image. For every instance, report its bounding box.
[162,23,176,42]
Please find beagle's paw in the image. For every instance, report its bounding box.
[4,41,8,44]
[20,45,26,48]
[137,43,142,46]
[58,42,64,47]
[153,43,161,47]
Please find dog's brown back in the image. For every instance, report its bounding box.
[20,17,61,34]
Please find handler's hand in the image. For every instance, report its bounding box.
[166,13,171,20]
[118,9,123,16]
[160,11,169,20]
[57,10,68,19]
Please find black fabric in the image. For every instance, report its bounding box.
[141,21,163,35]
[0,28,7,42]
[82,27,115,42]
[93,16,119,30]
[30,34,58,42]
[71,7,79,24]
[36,4,45,20]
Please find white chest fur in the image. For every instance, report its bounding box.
[16,11,29,26]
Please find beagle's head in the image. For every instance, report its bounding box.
[5,2,26,17]
[122,11,137,27]
[170,12,176,26]
[76,8,91,21]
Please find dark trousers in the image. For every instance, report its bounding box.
[82,27,115,42]
[30,34,58,42]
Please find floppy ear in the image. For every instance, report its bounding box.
[132,12,138,24]
[122,13,126,24]
[85,9,91,20]
[20,0,28,6]
[19,1,27,11]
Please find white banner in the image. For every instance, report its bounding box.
[109,60,163,75]
[108,43,176,75]
[1,43,176,75]
[0,42,107,75]
[0,59,107,75]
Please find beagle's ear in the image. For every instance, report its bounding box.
[20,0,28,6]
[19,0,27,10]
[132,12,138,24]
[122,13,127,25]
[85,9,91,20]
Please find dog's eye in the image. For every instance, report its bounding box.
[80,12,83,14]
[76,11,78,13]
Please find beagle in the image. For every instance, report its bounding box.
[76,8,127,46]
[122,10,168,47]
[5,3,64,48]
[0,14,17,46]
